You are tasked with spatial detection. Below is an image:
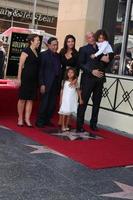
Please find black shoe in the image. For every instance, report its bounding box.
[41,120,55,127]
[17,123,24,127]
[24,121,33,128]
[45,121,55,127]
[17,120,24,127]
[35,122,45,128]
[89,133,96,138]
[25,124,33,128]
[76,128,85,133]
[90,125,99,131]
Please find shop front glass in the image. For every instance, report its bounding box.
[103,0,133,76]
[0,0,58,35]
[125,1,133,76]
[0,0,58,78]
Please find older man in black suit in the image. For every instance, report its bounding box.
[76,32,110,133]
[36,37,61,127]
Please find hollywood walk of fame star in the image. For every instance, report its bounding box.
[25,144,67,158]
[125,165,133,168]
[52,130,97,141]
[100,181,133,199]
[0,125,11,130]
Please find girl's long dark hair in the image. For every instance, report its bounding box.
[95,29,109,42]
[64,67,77,81]
[60,34,77,55]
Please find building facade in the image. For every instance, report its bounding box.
[0,0,59,35]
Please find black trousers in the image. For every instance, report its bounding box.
[36,78,58,125]
[0,63,4,79]
[0,54,5,79]
[77,75,104,129]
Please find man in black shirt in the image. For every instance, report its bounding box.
[36,37,61,127]
[76,32,109,133]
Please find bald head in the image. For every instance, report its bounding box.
[86,32,95,45]
[86,31,93,36]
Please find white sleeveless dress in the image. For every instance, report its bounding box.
[58,80,78,115]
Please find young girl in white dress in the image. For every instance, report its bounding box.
[58,67,83,132]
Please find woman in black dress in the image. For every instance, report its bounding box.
[0,39,6,79]
[60,34,79,79]
[17,34,40,127]
[59,34,79,127]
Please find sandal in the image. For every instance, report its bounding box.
[24,120,33,128]
[17,122,24,127]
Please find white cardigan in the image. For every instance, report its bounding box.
[95,41,113,57]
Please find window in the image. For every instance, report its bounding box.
[103,0,133,76]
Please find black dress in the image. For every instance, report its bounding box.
[19,47,39,100]
[0,50,5,79]
[60,49,79,80]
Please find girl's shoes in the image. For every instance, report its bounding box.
[61,127,70,132]
[61,128,66,132]
[65,127,70,131]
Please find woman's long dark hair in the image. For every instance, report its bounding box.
[60,34,77,55]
